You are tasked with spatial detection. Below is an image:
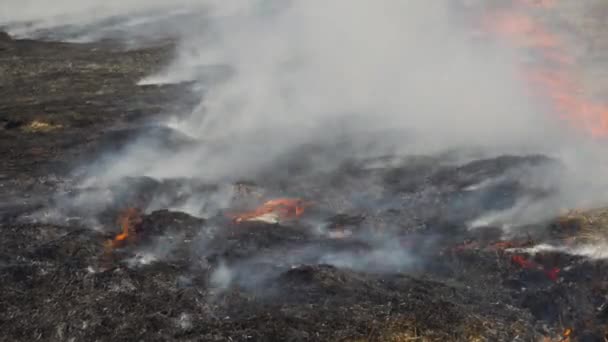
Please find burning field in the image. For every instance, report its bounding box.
[3,1,608,341]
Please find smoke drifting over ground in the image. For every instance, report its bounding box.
[5,1,608,265]
[111,2,608,221]
[7,4,608,339]
[21,1,551,174]
[140,0,564,178]
[3,2,598,163]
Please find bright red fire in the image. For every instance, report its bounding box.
[483,1,608,137]
[511,255,560,281]
[230,198,311,224]
[449,239,560,281]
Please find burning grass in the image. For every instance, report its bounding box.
[104,207,143,251]
[511,254,561,281]
[4,2,608,340]
[229,198,312,224]
[449,238,561,282]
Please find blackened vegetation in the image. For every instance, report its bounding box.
[1,33,608,342]
[0,32,198,188]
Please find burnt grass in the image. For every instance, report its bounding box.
[1,33,608,342]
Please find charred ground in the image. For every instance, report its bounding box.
[1,29,608,342]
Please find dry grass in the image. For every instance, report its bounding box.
[21,120,63,133]
[346,318,489,342]
[346,321,423,342]
[557,208,608,244]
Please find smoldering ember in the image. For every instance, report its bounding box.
[2,1,608,342]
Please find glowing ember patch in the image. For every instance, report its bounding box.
[511,255,560,281]
[105,208,143,250]
[230,198,311,224]
[511,255,535,268]
[545,267,561,282]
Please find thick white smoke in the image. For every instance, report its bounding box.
[0,0,202,26]
[4,1,608,234]
[166,0,559,149]
[81,0,577,185]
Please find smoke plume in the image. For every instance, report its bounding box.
[4,0,608,271]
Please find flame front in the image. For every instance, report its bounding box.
[231,198,310,224]
[484,1,608,137]
[105,208,143,250]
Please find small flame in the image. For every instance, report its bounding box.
[557,328,573,342]
[230,198,311,224]
[483,1,608,137]
[105,208,143,250]
[511,255,560,281]
[542,327,573,342]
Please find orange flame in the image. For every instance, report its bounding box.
[230,198,311,223]
[484,1,608,137]
[105,208,143,250]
